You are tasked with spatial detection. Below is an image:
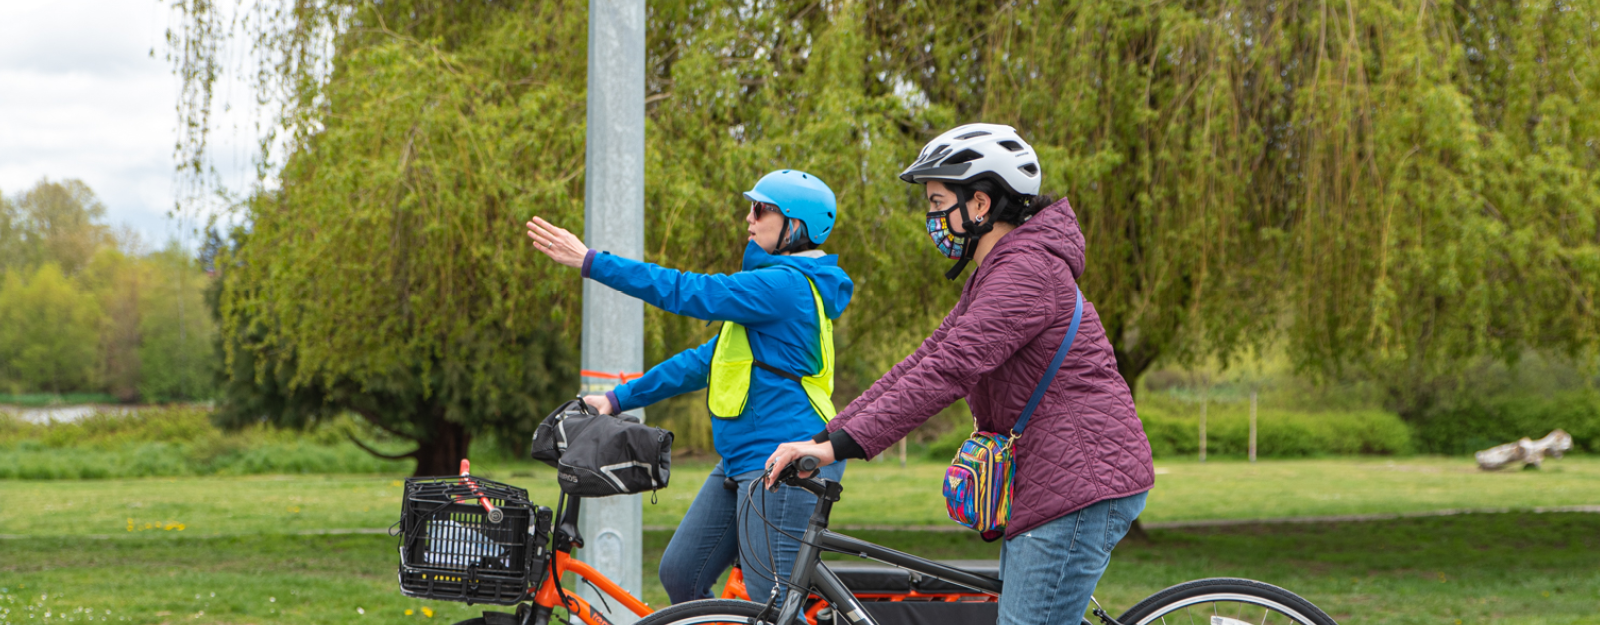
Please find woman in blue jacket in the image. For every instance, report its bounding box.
[525,170,852,605]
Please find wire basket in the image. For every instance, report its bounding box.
[397,475,540,605]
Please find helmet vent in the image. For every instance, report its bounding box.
[998,140,1024,152]
[1019,163,1040,176]
[945,149,984,165]
[955,130,991,140]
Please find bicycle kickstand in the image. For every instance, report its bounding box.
[1090,597,1127,625]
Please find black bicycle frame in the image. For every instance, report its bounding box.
[765,476,1004,625]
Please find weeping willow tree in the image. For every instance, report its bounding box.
[175,0,1600,471]
[1281,0,1600,417]
[190,1,591,474]
[866,0,1599,416]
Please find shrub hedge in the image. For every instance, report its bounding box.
[924,400,1415,461]
[1139,405,1414,458]
[1413,390,1600,455]
[0,393,119,407]
[0,406,409,479]
[923,392,1600,460]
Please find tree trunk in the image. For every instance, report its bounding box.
[412,419,473,477]
[1113,344,1160,402]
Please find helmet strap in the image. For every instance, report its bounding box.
[774,215,810,255]
[943,198,992,280]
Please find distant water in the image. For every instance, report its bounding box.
[0,405,138,424]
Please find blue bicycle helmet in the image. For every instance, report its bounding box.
[743,170,837,247]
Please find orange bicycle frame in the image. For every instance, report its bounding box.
[531,551,655,625]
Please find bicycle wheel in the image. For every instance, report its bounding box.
[634,599,770,625]
[1117,578,1338,625]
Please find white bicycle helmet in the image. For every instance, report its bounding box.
[899,123,1041,196]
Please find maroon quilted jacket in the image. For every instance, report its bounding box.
[827,198,1154,538]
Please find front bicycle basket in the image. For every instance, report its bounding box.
[397,475,537,605]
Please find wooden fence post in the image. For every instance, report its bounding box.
[1249,390,1257,463]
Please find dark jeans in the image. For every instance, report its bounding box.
[658,460,847,604]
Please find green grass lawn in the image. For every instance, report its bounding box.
[3,515,1597,625]
[2,456,1598,624]
[4,456,1598,535]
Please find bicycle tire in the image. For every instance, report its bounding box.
[634,599,770,625]
[1116,578,1338,625]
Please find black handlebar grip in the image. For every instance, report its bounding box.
[797,456,820,472]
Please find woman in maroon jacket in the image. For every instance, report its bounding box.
[765,124,1155,624]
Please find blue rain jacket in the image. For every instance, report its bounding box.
[583,240,854,475]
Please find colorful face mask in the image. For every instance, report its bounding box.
[926,206,981,260]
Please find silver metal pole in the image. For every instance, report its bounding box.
[579,0,646,620]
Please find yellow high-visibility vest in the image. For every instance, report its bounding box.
[707,274,836,421]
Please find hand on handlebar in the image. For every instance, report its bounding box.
[763,440,836,489]
[582,394,615,415]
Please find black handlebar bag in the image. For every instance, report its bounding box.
[530,400,673,497]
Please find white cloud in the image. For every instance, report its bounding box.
[0,0,259,246]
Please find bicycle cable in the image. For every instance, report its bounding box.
[737,475,786,623]
[548,492,577,612]
[737,464,836,608]
[580,577,615,614]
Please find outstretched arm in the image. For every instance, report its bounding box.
[526,216,804,325]
[584,251,803,324]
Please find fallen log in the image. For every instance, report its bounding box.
[1475,429,1573,471]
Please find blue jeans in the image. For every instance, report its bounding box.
[658,460,848,605]
[997,491,1148,625]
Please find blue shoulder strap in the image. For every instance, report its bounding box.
[1013,287,1084,436]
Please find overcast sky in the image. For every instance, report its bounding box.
[0,0,256,247]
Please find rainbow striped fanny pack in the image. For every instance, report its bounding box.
[942,288,1083,538]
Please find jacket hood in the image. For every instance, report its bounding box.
[741,240,855,319]
[997,198,1086,280]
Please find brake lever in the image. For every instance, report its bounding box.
[768,455,822,491]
